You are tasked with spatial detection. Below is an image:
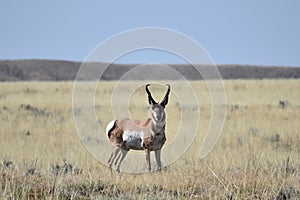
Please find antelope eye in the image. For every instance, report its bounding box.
[151,105,158,110]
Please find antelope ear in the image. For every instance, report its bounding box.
[145,84,157,105]
[160,84,170,107]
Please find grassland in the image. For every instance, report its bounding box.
[0,80,299,199]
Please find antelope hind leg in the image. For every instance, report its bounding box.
[116,149,128,173]
[108,146,120,171]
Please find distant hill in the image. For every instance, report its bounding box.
[0,59,299,81]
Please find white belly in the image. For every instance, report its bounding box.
[123,130,144,149]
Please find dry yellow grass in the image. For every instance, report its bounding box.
[0,79,299,199]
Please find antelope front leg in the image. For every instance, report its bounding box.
[145,149,151,172]
[155,149,162,171]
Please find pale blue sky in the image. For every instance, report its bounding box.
[0,1,299,66]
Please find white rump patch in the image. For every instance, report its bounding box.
[106,120,116,136]
[123,130,144,147]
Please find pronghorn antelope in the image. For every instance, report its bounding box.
[106,84,170,173]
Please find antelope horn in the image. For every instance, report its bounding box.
[160,84,170,107]
[145,84,157,105]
